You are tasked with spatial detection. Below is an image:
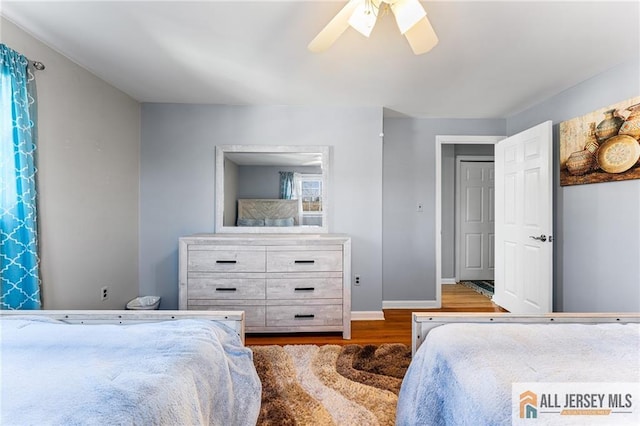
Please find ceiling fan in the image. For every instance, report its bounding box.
[308,0,438,55]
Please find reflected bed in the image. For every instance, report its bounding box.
[237,198,298,226]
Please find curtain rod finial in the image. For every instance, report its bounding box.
[30,61,45,71]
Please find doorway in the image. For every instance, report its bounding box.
[434,136,503,307]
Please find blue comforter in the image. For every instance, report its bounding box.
[396,323,640,425]
[1,317,261,426]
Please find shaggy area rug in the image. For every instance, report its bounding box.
[250,344,411,425]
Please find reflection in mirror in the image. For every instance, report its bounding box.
[215,145,329,233]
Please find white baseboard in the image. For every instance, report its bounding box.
[351,311,385,321]
[442,278,457,285]
[382,300,441,309]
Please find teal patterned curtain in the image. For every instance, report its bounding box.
[0,44,41,310]
[279,171,294,200]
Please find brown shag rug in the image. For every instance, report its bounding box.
[250,344,411,425]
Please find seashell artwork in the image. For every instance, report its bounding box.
[560,96,640,186]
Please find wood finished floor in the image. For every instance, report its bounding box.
[245,283,507,347]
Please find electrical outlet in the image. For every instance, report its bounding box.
[354,275,361,286]
[100,286,109,301]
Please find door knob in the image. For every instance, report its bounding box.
[529,234,547,242]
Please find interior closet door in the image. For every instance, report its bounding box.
[458,161,495,281]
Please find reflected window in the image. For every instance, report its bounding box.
[295,174,323,226]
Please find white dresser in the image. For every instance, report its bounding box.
[178,234,351,339]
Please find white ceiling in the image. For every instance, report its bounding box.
[2,1,639,119]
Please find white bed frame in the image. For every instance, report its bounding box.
[412,312,640,355]
[0,310,247,344]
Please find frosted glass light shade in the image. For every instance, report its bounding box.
[348,2,378,37]
[390,0,427,34]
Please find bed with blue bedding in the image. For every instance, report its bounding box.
[397,313,640,426]
[0,310,261,426]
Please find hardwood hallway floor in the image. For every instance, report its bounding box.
[245,283,506,347]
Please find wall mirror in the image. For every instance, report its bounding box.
[215,145,329,234]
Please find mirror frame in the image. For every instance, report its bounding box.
[215,145,330,234]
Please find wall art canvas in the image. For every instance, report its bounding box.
[560,96,640,186]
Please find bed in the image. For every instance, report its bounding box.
[0,310,261,426]
[397,313,640,425]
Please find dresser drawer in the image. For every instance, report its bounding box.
[188,246,265,272]
[266,249,342,272]
[267,277,342,300]
[266,304,342,327]
[187,275,265,300]
[188,300,266,327]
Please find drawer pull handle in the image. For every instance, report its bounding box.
[294,260,315,264]
[294,314,315,319]
[216,288,237,292]
[294,287,315,291]
[216,260,237,264]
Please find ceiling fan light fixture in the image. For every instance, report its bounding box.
[389,0,427,34]
[308,0,438,55]
[348,0,379,38]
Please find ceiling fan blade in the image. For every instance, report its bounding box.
[308,0,361,53]
[404,16,438,55]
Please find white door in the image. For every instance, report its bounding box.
[493,121,553,314]
[458,161,495,281]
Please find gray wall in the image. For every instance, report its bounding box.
[441,145,456,278]
[140,104,383,311]
[455,144,496,157]
[2,18,141,309]
[507,59,640,312]
[382,119,505,302]
[237,165,321,199]
[223,157,238,226]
